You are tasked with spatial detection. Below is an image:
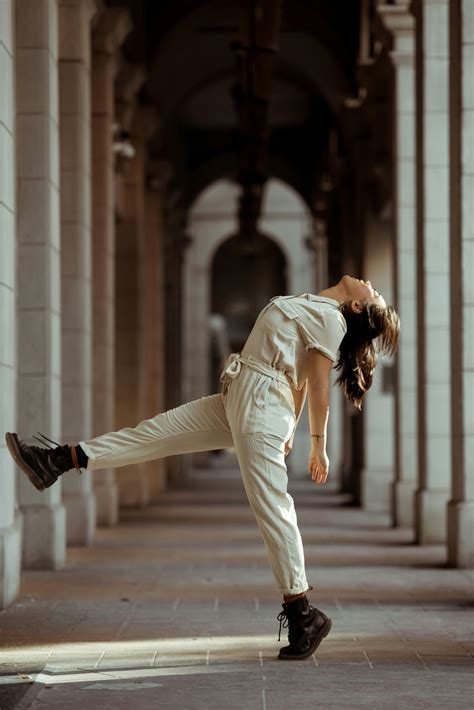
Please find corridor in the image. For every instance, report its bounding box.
[1,456,473,710]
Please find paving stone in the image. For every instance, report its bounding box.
[0,463,473,709]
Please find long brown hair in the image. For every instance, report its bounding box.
[335,301,400,409]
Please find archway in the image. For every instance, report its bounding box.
[182,176,328,474]
[182,177,320,399]
[211,233,287,353]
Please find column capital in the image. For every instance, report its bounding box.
[115,61,147,131]
[92,7,132,55]
[59,0,98,12]
[377,4,415,64]
[59,0,99,60]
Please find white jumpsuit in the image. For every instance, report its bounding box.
[80,294,347,595]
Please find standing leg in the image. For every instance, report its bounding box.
[232,433,309,595]
[224,367,307,594]
[224,367,332,660]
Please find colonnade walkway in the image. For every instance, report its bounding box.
[1,454,473,709]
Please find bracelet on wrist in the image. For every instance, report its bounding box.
[311,434,325,439]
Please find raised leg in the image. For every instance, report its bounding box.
[80,394,233,470]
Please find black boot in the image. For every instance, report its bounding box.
[5,432,82,491]
[277,595,332,660]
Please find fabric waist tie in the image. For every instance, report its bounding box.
[219,352,290,387]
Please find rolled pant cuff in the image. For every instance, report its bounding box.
[279,584,311,595]
[78,441,97,470]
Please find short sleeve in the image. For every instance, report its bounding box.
[297,309,347,362]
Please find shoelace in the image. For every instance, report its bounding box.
[33,432,61,448]
[32,432,82,474]
[277,609,289,642]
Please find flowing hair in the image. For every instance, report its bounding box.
[335,301,400,409]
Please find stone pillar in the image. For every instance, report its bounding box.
[0,0,23,608]
[447,0,474,566]
[414,0,452,544]
[378,2,418,527]
[165,203,188,485]
[58,0,97,545]
[143,161,168,499]
[327,374,344,491]
[16,0,66,568]
[115,155,148,506]
[360,213,396,511]
[113,70,148,507]
[90,10,130,526]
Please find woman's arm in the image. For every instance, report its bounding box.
[306,348,334,483]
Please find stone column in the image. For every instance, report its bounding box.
[0,0,22,608]
[16,0,66,568]
[447,0,474,566]
[90,10,130,526]
[327,374,344,492]
[378,2,418,527]
[58,0,97,545]
[360,213,396,511]
[113,70,148,507]
[312,229,344,490]
[143,160,168,499]
[414,0,452,543]
[114,152,148,506]
[165,203,188,485]
[286,224,328,480]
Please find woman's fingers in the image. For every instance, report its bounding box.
[308,464,328,484]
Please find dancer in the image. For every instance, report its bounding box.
[5,275,399,660]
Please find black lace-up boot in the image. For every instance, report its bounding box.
[5,432,83,491]
[277,595,332,660]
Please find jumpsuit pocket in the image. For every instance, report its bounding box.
[252,376,271,410]
[235,372,274,436]
[239,374,292,439]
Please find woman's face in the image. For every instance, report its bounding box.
[342,275,386,308]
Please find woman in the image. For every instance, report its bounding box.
[5,275,400,661]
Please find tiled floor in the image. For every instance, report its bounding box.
[1,454,473,709]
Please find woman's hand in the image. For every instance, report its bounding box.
[284,433,295,457]
[308,444,329,484]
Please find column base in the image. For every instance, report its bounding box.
[22,503,66,569]
[392,480,416,528]
[63,490,97,546]
[117,464,150,508]
[94,472,119,527]
[361,467,392,512]
[415,488,449,544]
[0,513,23,609]
[447,500,474,568]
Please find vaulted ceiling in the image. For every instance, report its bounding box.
[106,0,366,212]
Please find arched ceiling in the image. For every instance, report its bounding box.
[106,0,363,208]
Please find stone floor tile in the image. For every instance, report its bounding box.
[0,462,473,709]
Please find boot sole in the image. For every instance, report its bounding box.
[278,617,332,661]
[5,432,46,491]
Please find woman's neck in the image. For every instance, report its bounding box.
[317,284,347,305]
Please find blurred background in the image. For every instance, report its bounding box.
[0,0,473,610]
